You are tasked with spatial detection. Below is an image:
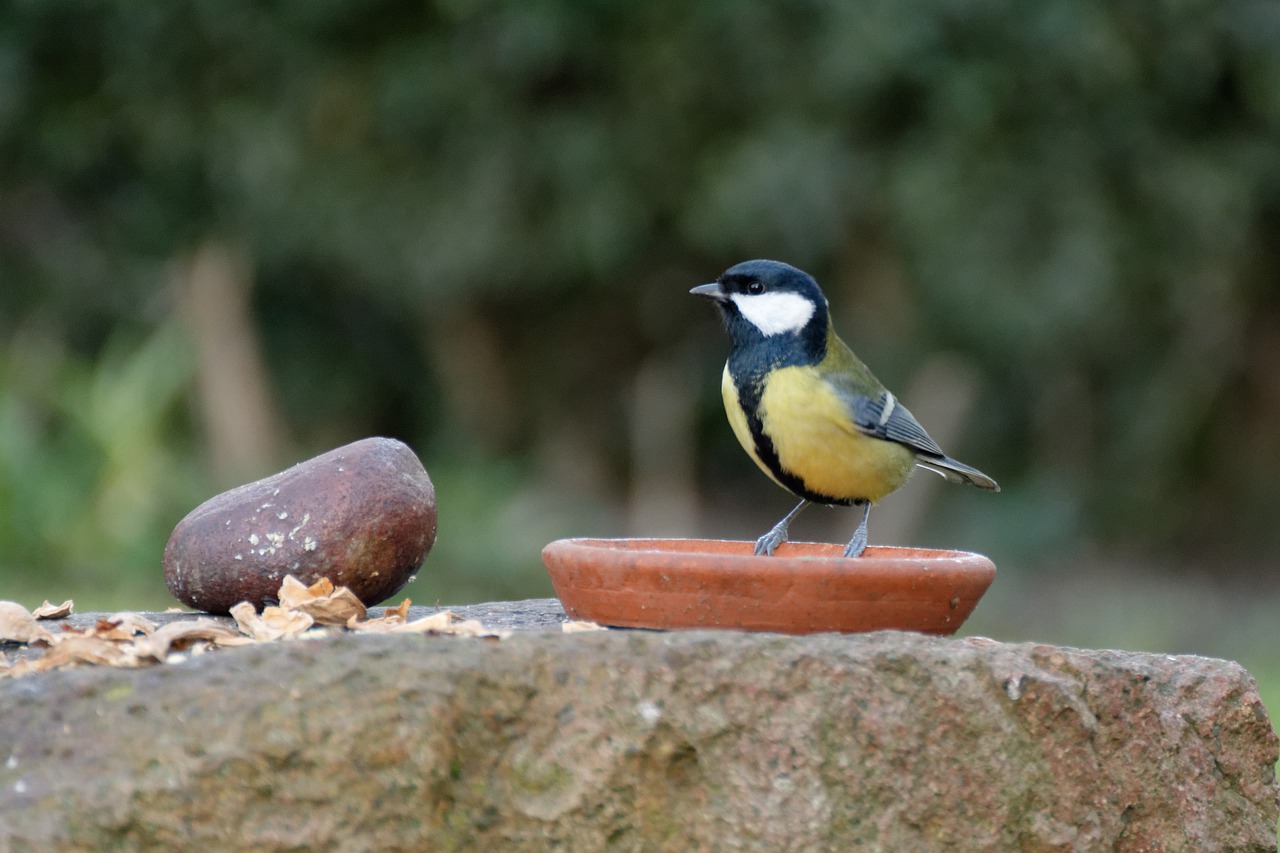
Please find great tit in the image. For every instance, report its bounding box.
[691,259,999,558]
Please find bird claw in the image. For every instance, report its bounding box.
[754,526,787,556]
[754,499,809,557]
[841,534,867,559]
[841,501,871,558]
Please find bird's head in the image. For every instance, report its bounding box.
[690,260,829,351]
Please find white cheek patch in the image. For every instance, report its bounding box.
[730,291,817,336]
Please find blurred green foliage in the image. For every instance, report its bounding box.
[1,0,1279,660]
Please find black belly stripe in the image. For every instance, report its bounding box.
[735,374,855,507]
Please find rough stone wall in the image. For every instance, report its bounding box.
[1,622,1276,851]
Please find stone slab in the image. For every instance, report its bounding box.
[0,606,1276,851]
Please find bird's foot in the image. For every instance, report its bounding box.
[754,524,789,556]
[754,499,810,556]
[840,532,867,558]
[840,501,871,558]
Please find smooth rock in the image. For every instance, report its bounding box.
[0,622,1275,850]
[164,437,436,614]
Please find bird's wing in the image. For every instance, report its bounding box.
[830,379,946,457]
[830,377,1001,491]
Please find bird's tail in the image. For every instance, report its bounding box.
[916,455,1000,491]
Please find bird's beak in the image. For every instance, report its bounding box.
[689,282,727,301]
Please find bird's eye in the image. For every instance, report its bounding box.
[747,281,765,295]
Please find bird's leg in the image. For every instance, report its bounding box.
[754,499,809,556]
[841,501,872,558]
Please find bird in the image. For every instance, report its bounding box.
[691,259,999,558]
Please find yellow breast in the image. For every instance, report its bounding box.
[722,364,915,504]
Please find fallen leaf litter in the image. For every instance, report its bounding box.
[0,575,541,679]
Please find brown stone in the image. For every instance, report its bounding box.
[0,617,1275,850]
[163,437,436,614]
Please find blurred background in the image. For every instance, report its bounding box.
[1,2,1277,712]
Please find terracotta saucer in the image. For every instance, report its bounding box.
[541,538,995,635]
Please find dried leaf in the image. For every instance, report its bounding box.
[448,619,510,639]
[3,575,501,680]
[562,620,607,633]
[230,601,264,638]
[85,613,159,641]
[347,599,413,632]
[86,619,138,641]
[297,587,365,625]
[39,635,138,669]
[0,601,52,644]
[107,612,158,635]
[347,615,402,633]
[354,609,510,639]
[230,601,314,641]
[261,604,318,637]
[0,658,38,678]
[404,610,461,632]
[32,599,73,619]
[348,608,452,634]
[276,575,367,625]
[135,619,251,660]
[277,575,331,608]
